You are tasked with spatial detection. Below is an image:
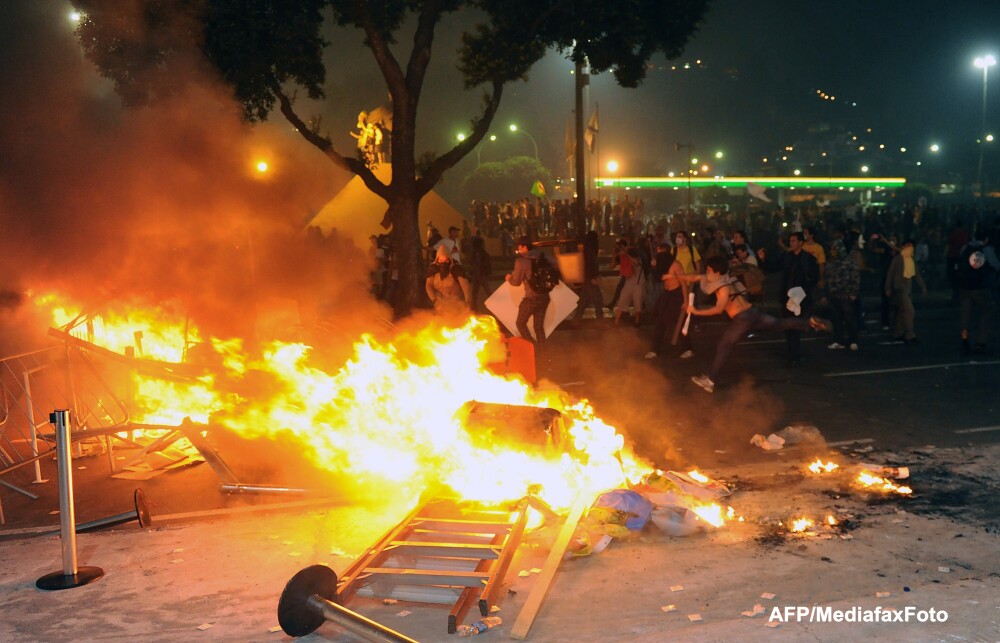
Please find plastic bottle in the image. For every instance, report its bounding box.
[456,616,502,636]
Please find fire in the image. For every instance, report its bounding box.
[826,515,837,526]
[808,459,839,474]
[687,469,709,483]
[790,517,814,533]
[856,471,912,495]
[690,503,725,528]
[40,295,653,511]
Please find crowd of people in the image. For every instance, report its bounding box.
[370,199,999,390]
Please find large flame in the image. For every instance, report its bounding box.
[38,294,651,511]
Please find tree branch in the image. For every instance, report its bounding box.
[355,1,407,99]
[270,81,389,200]
[417,80,504,195]
[404,0,442,105]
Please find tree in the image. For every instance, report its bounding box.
[463,156,551,202]
[74,0,708,316]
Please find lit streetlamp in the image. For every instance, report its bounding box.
[457,132,496,167]
[508,124,538,159]
[974,54,997,199]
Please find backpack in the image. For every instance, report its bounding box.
[528,254,560,293]
[956,243,991,290]
[729,263,765,296]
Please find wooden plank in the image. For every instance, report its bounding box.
[509,494,590,640]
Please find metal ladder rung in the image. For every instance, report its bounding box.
[360,567,490,587]
[410,518,512,534]
[384,541,502,559]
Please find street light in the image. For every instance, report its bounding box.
[974,54,996,199]
[508,124,538,159]
[457,132,490,167]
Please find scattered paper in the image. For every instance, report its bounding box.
[268,626,282,633]
[396,610,411,617]
[670,585,684,592]
[660,605,677,613]
[766,621,780,628]
[938,566,951,573]
[172,548,184,553]
[530,568,542,574]
[877,592,891,598]
[77,466,87,470]
[760,592,776,600]
[196,623,213,631]
[687,614,702,622]
[171,559,184,564]
[288,552,301,557]
[49,510,59,515]
[518,570,531,578]
[282,540,294,546]
[753,604,765,615]
[490,605,501,613]
[383,599,398,605]
[741,611,755,617]
[329,547,348,556]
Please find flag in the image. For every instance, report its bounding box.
[585,105,599,153]
[564,116,575,160]
[530,180,546,197]
[746,182,771,203]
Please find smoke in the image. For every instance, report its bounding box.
[0,2,380,352]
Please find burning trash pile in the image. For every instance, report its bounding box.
[31,291,916,557]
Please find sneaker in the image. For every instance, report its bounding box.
[849,343,859,351]
[691,374,714,393]
[827,342,846,350]
[809,316,833,332]
[680,350,694,359]
[644,351,657,360]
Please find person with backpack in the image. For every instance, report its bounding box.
[685,256,832,394]
[506,236,556,343]
[957,228,998,355]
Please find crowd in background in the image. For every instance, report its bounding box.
[370,200,1000,348]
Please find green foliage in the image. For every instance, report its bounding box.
[463,156,551,202]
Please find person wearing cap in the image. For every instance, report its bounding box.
[426,245,472,311]
[433,225,463,264]
[505,236,550,343]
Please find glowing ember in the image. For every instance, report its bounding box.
[808,459,839,474]
[826,515,838,526]
[687,469,710,483]
[790,517,814,533]
[691,503,726,528]
[856,471,912,495]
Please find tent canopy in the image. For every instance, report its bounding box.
[307,166,466,249]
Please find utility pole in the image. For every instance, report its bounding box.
[574,58,589,234]
[676,143,694,214]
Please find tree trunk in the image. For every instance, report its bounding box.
[387,190,424,318]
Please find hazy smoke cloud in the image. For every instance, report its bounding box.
[0,2,382,351]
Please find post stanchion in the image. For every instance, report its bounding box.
[36,410,104,591]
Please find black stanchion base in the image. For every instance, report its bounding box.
[36,566,104,591]
[277,565,338,637]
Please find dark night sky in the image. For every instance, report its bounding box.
[1,0,999,295]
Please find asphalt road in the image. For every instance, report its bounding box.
[537,286,999,468]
